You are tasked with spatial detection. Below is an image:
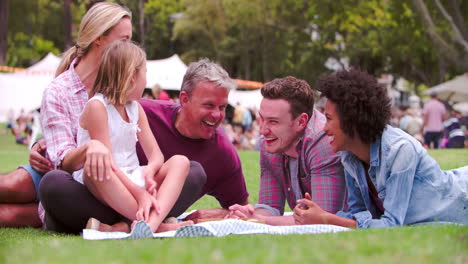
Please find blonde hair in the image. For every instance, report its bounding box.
[55,2,131,76]
[91,40,146,105]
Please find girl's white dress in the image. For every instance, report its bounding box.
[72,93,146,188]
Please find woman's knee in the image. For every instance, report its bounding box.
[38,170,71,204]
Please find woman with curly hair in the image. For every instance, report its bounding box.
[293,69,467,228]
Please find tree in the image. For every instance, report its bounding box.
[141,0,183,59]
[0,0,8,65]
[138,0,145,48]
[172,0,330,84]
[412,0,468,78]
[64,0,73,50]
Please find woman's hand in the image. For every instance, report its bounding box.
[136,192,160,222]
[29,138,53,173]
[293,192,329,225]
[84,140,114,181]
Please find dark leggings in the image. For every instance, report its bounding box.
[424,131,442,149]
[39,161,207,234]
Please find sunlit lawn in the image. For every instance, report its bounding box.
[0,128,467,264]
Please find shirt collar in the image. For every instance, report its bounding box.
[369,135,381,168]
[290,110,320,158]
[339,136,381,169]
[294,134,304,156]
[68,57,86,94]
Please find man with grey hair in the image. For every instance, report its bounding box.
[39,58,249,233]
[137,58,248,217]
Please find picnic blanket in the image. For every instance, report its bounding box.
[82,219,352,240]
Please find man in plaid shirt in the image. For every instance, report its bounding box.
[229,76,346,225]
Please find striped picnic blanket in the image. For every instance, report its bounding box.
[82,219,352,240]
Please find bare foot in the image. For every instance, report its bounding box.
[98,222,130,233]
[155,220,194,233]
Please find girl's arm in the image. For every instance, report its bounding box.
[61,100,113,180]
[78,100,155,218]
[136,103,164,192]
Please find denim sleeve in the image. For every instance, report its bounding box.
[336,169,369,220]
[357,143,417,228]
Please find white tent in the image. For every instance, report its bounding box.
[0,53,59,122]
[0,72,54,122]
[26,52,61,73]
[146,54,187,90]
[453,102,468,115]
[423,73,468,102]
[228,89,263,110]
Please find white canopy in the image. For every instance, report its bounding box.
[146,54,187,90]
[453,102,468,115]
[228,89,263,110]
[423,73,468,103]
[0,72,54,122]
[26,52,61,73]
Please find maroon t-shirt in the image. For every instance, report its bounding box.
[137,99,249,208]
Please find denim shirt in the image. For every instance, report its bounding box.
[336,125,468,228]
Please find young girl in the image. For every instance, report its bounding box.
[71,40,192,232]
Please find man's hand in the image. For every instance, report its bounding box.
[29,138,52,173]
[84,140,114,181]
[293,192,329,225]
[227,204,255,219]
[182,208,229,222]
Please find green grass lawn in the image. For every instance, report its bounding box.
[0,129,467,263]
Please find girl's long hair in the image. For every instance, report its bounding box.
[90,41,146,105]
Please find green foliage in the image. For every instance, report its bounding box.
[6,32,59,68]
[6,0,89,67]
[169,0,467,88]
[172,0,334,85]
[4,0,468,94]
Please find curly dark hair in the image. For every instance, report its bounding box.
[261,76,314,118]
[315,69,391,144]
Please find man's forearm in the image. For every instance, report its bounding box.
[60,143,87,172]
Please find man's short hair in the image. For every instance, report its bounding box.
[261,76,315,118]
[181,58,236,95]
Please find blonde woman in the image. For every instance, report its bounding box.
[0,0,130,229]
[37,2,202,234]
[39,2,133,232]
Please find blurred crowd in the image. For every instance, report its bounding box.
[388,94,468,149]
[3,109,40,147]
[4,90,467,151]
[221,103,261,151]
[220,93,468,152]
